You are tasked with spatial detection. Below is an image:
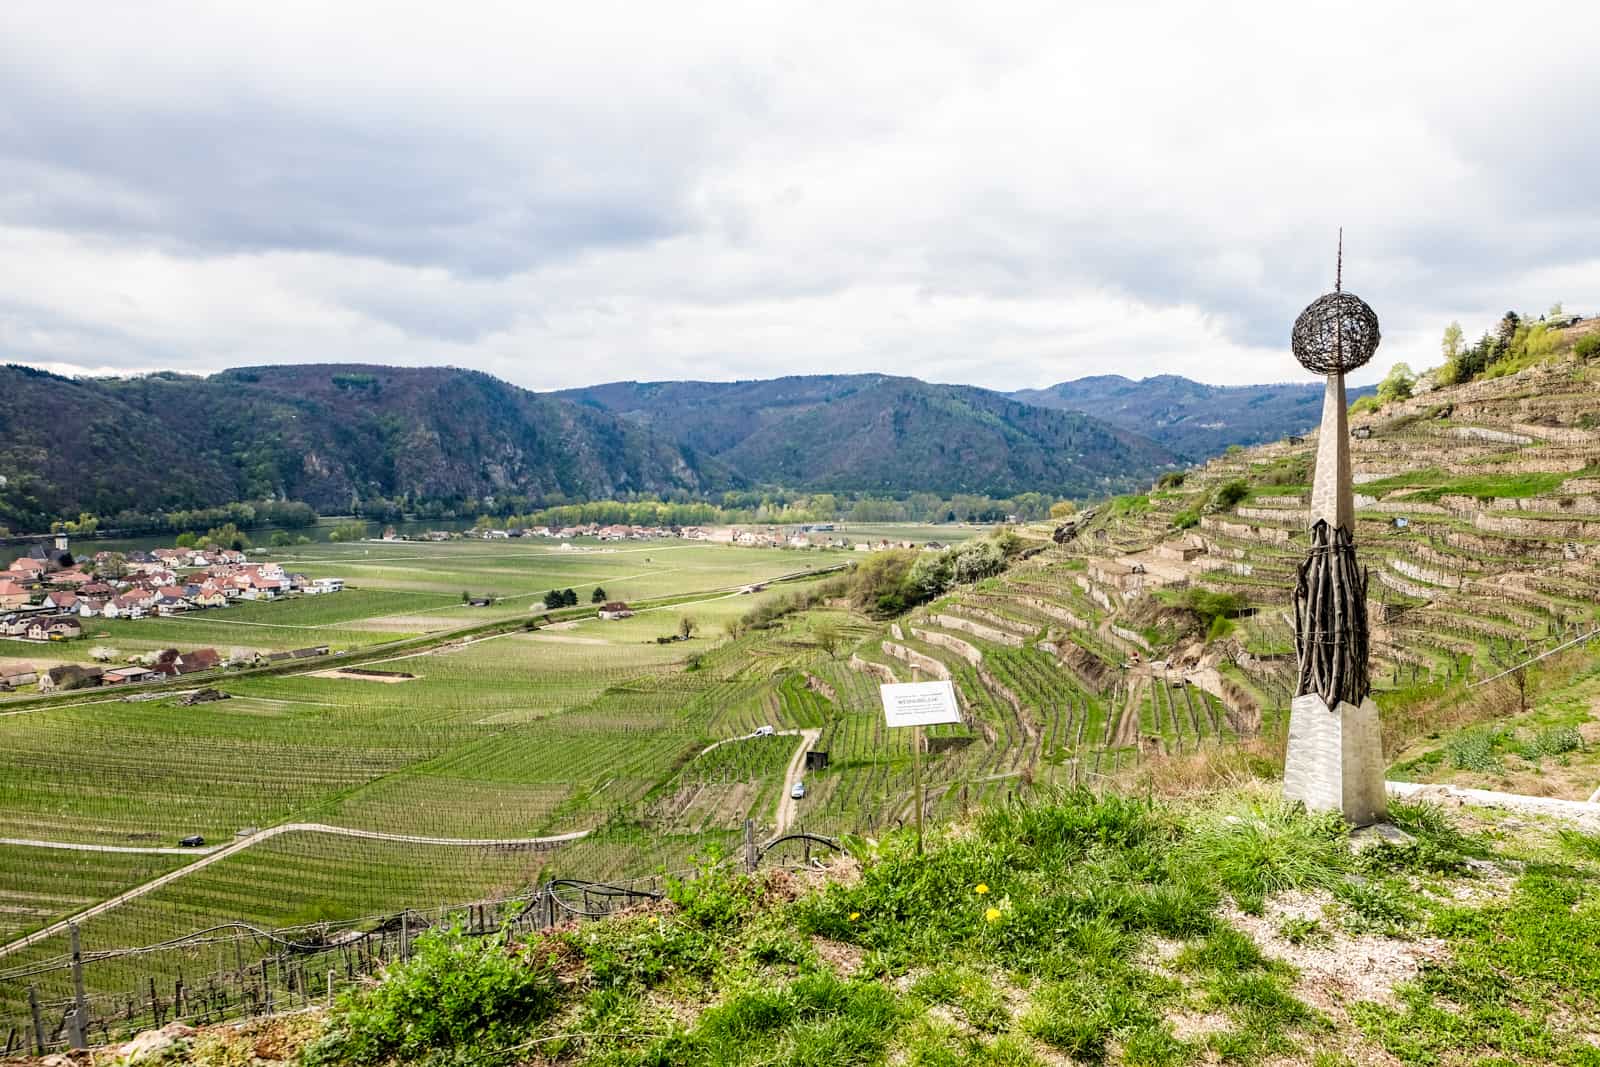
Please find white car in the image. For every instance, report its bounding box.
[753,725,776,737]
[789,781,806,800]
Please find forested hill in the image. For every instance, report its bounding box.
[0,365,1177,529]
[556,375,1178,497]
[1010,374,1377,459]
[0,364,719,529]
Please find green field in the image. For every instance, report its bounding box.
[0,528,1146,1039]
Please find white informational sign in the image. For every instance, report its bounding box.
[879,680,962,729]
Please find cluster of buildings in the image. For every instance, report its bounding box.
[0,537,343,641]
[386,523,852,547]
[1,641,334,694]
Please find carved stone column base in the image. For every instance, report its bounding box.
[1283,693,1387,825]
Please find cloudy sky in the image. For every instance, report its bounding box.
[2,2,1596,392]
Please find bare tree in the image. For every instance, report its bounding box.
[1492,642,1534,715]
[678,615,698,640]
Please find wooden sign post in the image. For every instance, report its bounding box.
[879,680,962,855]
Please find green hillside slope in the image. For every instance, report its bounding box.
[1011,373,1378,459]
[0,364,722,528]
[560,375,1179,497]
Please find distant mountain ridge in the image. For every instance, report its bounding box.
[0,364,1344,530]
[556,374,1178,497]
[1009,374,1377,459]
[0,364,718,528]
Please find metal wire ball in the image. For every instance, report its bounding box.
[1291,291,1380,375]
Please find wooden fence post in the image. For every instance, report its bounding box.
[67,924,88,1050]
[28,986,44,1055]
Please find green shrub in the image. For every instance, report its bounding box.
[1171,510,1199,530]
[1446,729,1502,772]
[327,520,368,543]
[1184,588,1247,629]
[1156,471,1186,489]
[1575,334,1600,360]
[1211,479,1249,510]
[1521,725,1582,760]
[1348,394,1382,417]
[305,925,559,1066]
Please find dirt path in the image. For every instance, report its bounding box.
[0,824,590,960]
[771,728,823,837]
[1386,780,1600,829]
[696,727,809,760]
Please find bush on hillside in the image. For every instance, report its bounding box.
[1376,362,1416,405]
[1576,334,1600,360]
[847,531,1023,618]
[305,925,559,1066]
[1210,480,1250,511]
[1184,587,1247,631]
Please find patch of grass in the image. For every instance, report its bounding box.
[1352,867,1600,1065]
[1177,795,1348,912]
[1278,915,1329,946]
[1400,471,1567,504]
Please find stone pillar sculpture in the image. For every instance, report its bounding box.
[1282,241,1387,824]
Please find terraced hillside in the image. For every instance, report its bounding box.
[971,348,1600,800]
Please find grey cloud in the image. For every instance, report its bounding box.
[0,74,696,277]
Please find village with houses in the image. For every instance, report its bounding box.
[0,536,339,694]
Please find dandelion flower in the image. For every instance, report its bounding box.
[984,907,1003,923]
[849,912,861,922]
[974,883,989,895]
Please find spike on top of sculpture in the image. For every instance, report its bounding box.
[1291,233,1381,377]
[1290,231,1379,709]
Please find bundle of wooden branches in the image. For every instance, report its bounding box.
[1293,519,1370,707]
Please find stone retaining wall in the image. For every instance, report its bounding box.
[848,653,897,684]
[932,613,1024,648]
[912,626,983,666]
[1389,558,1465,590]
[1474,512,1600,539]
[1237,506,1306,523]
[1375,568,1437,601]
[952,603,1038,637]
[1009,595,1089,630]
[1110,625,1152,652]
[881,641,951,679]
[1200,516,1292,545]
[1449,426,1534,445]
[1488,494,1600,515]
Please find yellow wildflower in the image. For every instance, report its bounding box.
[984,907,1003,923]
[974,883,990,895]
[849,912,861,922]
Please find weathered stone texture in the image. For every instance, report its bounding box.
[1283,694,1387,825]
